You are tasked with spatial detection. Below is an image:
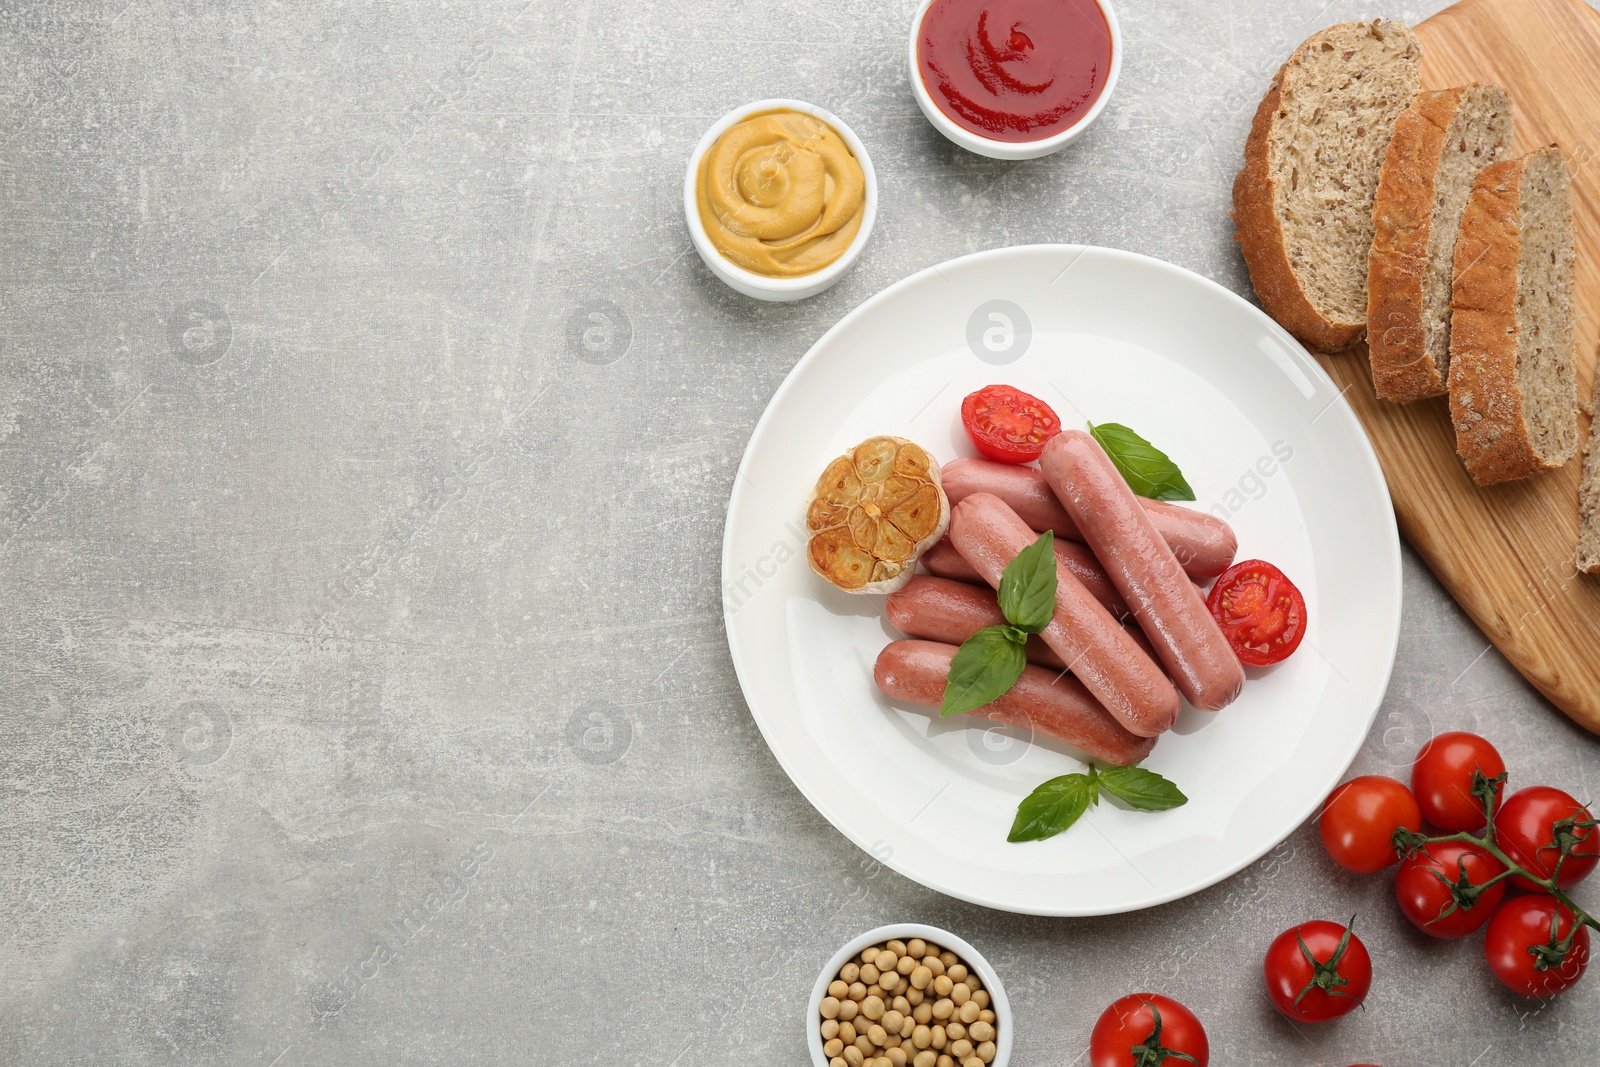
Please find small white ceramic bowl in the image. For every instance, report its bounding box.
[684,98,878,302]
[806,923,1013,1067]
[907,0,1122,160]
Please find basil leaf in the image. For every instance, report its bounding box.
[1097,766,1189,811]
[1089,422,1196,502]
[1008,772,1099,842]
[997,531,1057,635]
[940,626,1027,717]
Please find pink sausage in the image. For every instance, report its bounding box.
[920,535,1133,620]
[873,639,1156,767]
[948,493,1180,737]
[1041,431,1245,712]
[887,574,1165,673]
[887,575,1066,669]
[941,457,1238,579]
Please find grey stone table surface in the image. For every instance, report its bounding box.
[3,1,1598,1064]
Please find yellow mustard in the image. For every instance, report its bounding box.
[696,110,867,278]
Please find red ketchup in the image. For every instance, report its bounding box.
[917,0,1112,143]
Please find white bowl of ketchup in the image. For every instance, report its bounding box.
[908,0,1122,160]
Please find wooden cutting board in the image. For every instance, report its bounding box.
[1310,0,1600,734]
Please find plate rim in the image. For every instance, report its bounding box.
[722,242,1402,915]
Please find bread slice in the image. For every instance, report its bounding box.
[1448,146,1579,486]
[1368,85,1513,402]
[1233,20,1421,352]
[1580,375,1600,573]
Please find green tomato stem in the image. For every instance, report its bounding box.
[1403,777,1599,956]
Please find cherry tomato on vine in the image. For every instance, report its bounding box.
[1393,841,1507,938]
[1263,919,1371,1022]
[1494,786,1599,891]
[1319,776,1422,873]
[1205,559,1306,666]
[959,385,1061,464]
[1089,993,1208,1067]
[1484,895,1591,997]
[1411,731,1506,831]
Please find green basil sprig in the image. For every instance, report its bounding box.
[1008,765,1188,843]
[1089,422,1196,502]
[939,531,1057,717]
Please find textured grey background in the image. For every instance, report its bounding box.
[3,1,1598,1064]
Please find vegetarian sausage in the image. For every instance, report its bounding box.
[948,493,1180,737]
[941,457,1238,579]
[1041,430,1245,712]
[886,575,1066,669]
[873,639,1156,767]
[920,535,1132,620]
[887,574,1163,672]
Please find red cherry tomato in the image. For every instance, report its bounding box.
[1484,895,1591,997]
[1495,786,1599,891]
[959,385,1061,464]
[1394,841,1507,938]
[1319,776,1422,874]
[1263,919,1371,1022]
[1411,731,1506,831]
[1089,993,1208,1067]
[1205,560,1307,666]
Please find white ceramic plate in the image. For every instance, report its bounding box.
[722,245,1400,916]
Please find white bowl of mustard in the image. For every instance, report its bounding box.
[685,99,878,302]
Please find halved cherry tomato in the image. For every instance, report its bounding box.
[1484,895,1591,997]
[1089,994,1208,1067]
[1263,919,1371,1022]
[1319,775,1422,874]
[1206,559,1306,666]
[1393,840,1506,938]
[1495,786,1599,891]
[959,385,1061,464]
[1411,731,1506,832]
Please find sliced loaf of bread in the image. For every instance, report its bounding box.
[1368,85,1513,402]
[1448,146,1579,486]
[1581,376,1600,574]
[1233,20,1421,352]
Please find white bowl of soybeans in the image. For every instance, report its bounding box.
[807,924,1011,1067]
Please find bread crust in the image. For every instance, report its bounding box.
[1367,88,1466,401]
[1233,74,1366,353]
[1447,155,1550,485]
[1232,21,1418,354]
